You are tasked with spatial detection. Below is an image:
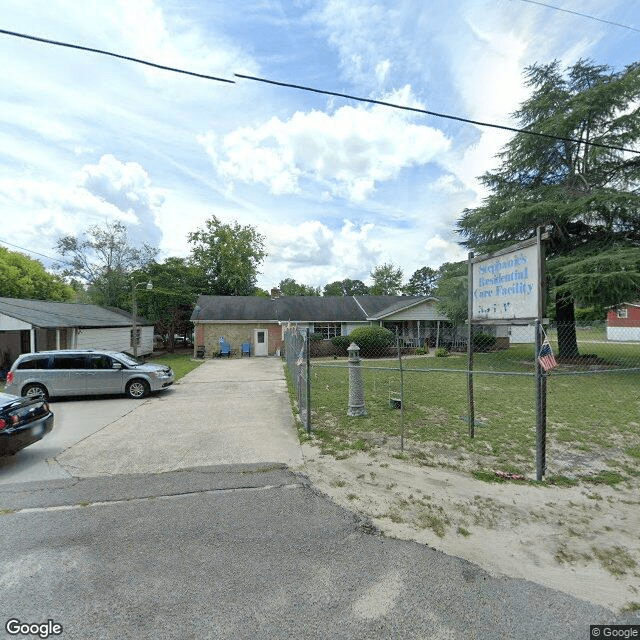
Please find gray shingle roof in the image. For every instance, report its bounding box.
[191,295,435,322]
[0,297,152,329]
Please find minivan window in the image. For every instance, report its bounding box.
[52,355,88,369]
[115,353,141,367]
[17,357,50,370]
[88,354,113,369]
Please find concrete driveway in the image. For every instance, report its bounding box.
[56,357,303,477]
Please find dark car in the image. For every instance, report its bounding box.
[0,392,54,456]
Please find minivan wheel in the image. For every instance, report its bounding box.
[22,383,48,401]
[126,379,150,399]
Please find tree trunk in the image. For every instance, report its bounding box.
[555,294,579,357]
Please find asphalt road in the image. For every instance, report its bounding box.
[0,465,628,640]
[0,360,633,639]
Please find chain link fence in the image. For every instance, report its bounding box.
[297,322,640,477]
[282,327,310,432]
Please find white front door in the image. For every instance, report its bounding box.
[254,329,268,356]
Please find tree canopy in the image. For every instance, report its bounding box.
[55,221,158,308]
[369,262,404,295]
[323,278,369,296]
[278,278,321,296]
[0,247,74,301]
[188,216,267,296]
[456,59,640,355]
[403,266,438,296]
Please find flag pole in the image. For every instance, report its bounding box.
[535,227,547,481]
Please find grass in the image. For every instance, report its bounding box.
[304,340,640,479]
[151,353,204,382]
[591,545,637,576]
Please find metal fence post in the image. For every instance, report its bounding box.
[535,319,547,480]
[305,327,311,433]
[396,328,405,451]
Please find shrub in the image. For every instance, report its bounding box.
[309,332,324,341]
[331,335,352,354]
[434,347,448,357]
[473,332,496,351]
[348,326,394,357]
[415,347,427,355]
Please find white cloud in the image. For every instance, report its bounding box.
[201,87,451,201]
[77,154,164,247]
[260,219,383,287]
[0,154,165,254]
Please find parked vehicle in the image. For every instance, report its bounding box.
[5,350,175,400]
[0,392,54,455]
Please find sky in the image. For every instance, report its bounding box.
[0,0,638,293]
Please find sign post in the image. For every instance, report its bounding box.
[468,231,548,477]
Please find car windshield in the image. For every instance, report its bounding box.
[115,353,143,367]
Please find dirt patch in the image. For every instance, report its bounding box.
[298,441,640,613]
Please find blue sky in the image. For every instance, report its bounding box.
[0,0,638,291]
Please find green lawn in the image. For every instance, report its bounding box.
[151,353,204,381]
[304,341,640,479]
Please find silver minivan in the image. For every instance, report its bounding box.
[5,350,174,400]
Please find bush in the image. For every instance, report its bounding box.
[434,347,448,357]
[348,326,394,357]
[309,332,324,341]
[415,347,427,355]
[473,332,496,351]
[331,335,352,354]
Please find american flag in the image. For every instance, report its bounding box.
[538,337,558,371]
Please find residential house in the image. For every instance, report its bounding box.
[191,294,451,356]
[0,297,154,370]
[606,302,640,341]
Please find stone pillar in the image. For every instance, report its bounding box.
[347,342,367,417]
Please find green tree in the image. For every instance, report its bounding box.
[0,247,74,301]
[403,266,438,296]
[323,278,369,296]
[456,59,640,356]
[188,216,267,296]
[55,221,158,308]
[278,278,321,296]
[369,263,404,295]
[132,257,201,352]
[433,261,468,324]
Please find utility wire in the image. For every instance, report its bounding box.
[513,0,640,33]
[0,240,72,268]
[0,28,638,154]
[234,74,640,155]
[0,28,235,84]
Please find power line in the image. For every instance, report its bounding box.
[0,28,235,84]
[513,0,640,33]
[0,240,69,267]
[0,28,638,155]
[234,74,640,155]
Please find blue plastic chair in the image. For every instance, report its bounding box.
[241,342,251,357]
[220,341,231,357]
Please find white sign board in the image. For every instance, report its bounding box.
[471,242,540,321]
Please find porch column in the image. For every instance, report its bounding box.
[436,321,441,348]
[56,329,61,350]
[30,328,36,352]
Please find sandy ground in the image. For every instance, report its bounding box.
[298,440,640,614]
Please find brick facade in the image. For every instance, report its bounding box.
[196,323,281,357]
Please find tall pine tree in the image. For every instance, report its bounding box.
[457,60,640,356]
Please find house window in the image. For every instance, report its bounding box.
[617,308,628,319]
[313,323,342,339]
